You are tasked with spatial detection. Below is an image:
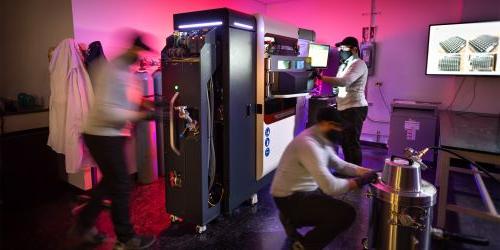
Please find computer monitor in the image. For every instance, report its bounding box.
[308,43,330,68]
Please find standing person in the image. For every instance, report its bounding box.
[71,35,157,249]
[271,107,378,250]
[316,37,368,165]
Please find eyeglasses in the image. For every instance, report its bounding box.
[337,46,352,51]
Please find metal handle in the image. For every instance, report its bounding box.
[169,92,181,156]
[390,155,414,165]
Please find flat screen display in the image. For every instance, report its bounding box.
[308,43,330,68]
[426,21,500,76]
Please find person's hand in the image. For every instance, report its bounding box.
[140,99,155,110]
[308,70,322,80]
[357,167,374,176]
[354,171,379,188]
[143,110,161,121]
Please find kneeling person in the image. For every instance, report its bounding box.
[270,107,377,250]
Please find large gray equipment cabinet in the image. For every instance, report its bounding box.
[388,100,439,162]
[161,8,271,231]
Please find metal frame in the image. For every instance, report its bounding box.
[435,148,500,227]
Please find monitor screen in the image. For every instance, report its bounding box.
[308,43,330,68]
[426,21,500,76]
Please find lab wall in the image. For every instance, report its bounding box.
[266,0,500,143]
[71,0,267,59]
[0,0,74,112]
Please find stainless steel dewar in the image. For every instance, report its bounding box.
[366,156,437,250]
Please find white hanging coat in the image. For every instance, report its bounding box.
[48,38,95,173]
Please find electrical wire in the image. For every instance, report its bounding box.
[207,77,216,191]
[428,146,500,184]
[367,115,389,124]
[377,85,391,113]
[366,84,390,124]
[446,77,467,110]
[460,78,477,112]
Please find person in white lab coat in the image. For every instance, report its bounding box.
[72,36,158,249]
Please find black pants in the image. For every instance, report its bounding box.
[274,190,356,250]
[339,106,368,165]
[78,134,135,242]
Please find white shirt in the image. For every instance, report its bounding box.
[270,126,361,197]
[333,55,368,111]
[84,58,144,137]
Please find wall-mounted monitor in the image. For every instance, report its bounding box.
[308,43,330,68]
[426,21,500,76]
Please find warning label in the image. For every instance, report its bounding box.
[404,119,420,141]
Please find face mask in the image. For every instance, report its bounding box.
[325,129,342,144]
[339,50,353,63]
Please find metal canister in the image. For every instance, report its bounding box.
[366,156,437,250]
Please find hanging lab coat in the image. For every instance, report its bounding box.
[48,38,95,173]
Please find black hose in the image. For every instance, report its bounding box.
[443,230,489,246]
[429,146,500,184]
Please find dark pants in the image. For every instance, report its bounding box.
[78,134,135,242]
[274,190,356,250]
[339,106,368,165]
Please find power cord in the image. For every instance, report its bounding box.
[207,77,216,191]
[377,84,391,113]
[427,146,500,184]
[446,77,467,110]
[366,82,390,124]
[459,78,477,112]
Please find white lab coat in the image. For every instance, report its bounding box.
[48,38,95,173]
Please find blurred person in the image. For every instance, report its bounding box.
[271,107,378,250]
[71,35,158,250]
[85,41,108,88]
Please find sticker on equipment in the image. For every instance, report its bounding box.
[404,119,420,141]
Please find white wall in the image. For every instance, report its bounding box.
[450,0,500,115]
[0,0,74,133]
[0,0,74,109]
[71,0,267,59]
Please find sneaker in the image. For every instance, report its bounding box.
[279,213,302,241]
[114,235,156,250]
[68,225,107,245]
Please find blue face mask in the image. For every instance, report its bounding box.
[339,50,353,63]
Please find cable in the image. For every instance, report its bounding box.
[206,77,216,191]
[428,146,500,184]
[460,78,477,112]
[365,82,390,124]
[377,85,391,113]
[446,77,467,110]
[366,115,389,124]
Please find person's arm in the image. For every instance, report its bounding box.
[297,138,358,196]
[321,60,365,87]
[101,106,148,124]
[328,149,373,177]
